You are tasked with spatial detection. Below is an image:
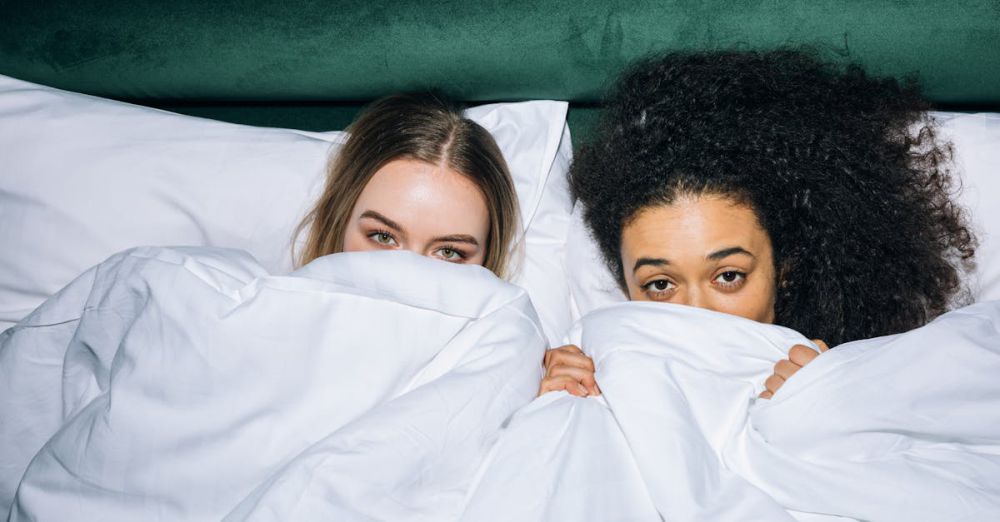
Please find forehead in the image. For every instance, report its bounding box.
[354,158,489,236]
[621,195,769,258]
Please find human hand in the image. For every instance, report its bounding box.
[759,339,829,399]
[538,344,601,397]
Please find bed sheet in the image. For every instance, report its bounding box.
[0,247,545,520]
[463,301,1000,521]
[4,247,998,521]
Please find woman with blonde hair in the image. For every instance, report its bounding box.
[297,92,520,278]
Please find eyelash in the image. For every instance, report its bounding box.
[641,270,748,298]
[367,230,469,261]
[436,246,469,261]
[642,279,676,299]
[367,229,397,246]
[713,270,747,290]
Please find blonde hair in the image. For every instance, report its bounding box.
[295,93,519,277]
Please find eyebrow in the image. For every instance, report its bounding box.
[633,257,669,273]
[359,210,404,232]
[632,246,754,273]
[707,246,754,261]
[433,234,480,246]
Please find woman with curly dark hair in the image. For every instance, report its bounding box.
[540,49,976,399]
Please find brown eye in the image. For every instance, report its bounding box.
[642,279,675,294]
[713,270,746,288]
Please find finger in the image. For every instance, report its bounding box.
[788,344,820,367]
[764,373,786,394]
[543,345,582,368]
[542,345,575,367]
[758,390,774,400]
[550,344,583,355]
[558,344,584,354]
[547,365,596,384]
[547,365,600,395]
[544,345,585,367]
[812,339,830,352]
[773,359,800,380]
[544,350,595,373]
[538,375,587,397]
[538,375,590,397]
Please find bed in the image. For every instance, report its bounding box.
[2,2,1000,521]
[4,0,1000,330]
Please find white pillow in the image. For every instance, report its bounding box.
[565,205,627,324]
[0,74,573,341]
[567,111,1000,320]
[934,112,1000,303]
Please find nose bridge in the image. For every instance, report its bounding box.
[680,284,708,310]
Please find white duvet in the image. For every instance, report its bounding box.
[464,302,1000,521]
[3,247,999,521]
[0,247,545,520]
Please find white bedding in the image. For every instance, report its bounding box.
[3,248,999,521]
[0,247,545,520]
[463,302,1000,521]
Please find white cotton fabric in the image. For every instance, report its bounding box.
[464,301,1000,521]
[937,112,1000,303]
[565,204,627,321]
[0,247,546,520]
[0,74,574,342]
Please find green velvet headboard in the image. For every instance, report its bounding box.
[3,0,999,138]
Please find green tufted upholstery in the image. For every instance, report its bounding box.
[2,0,999,137]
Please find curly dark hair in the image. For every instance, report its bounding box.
[571,50,976,345]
